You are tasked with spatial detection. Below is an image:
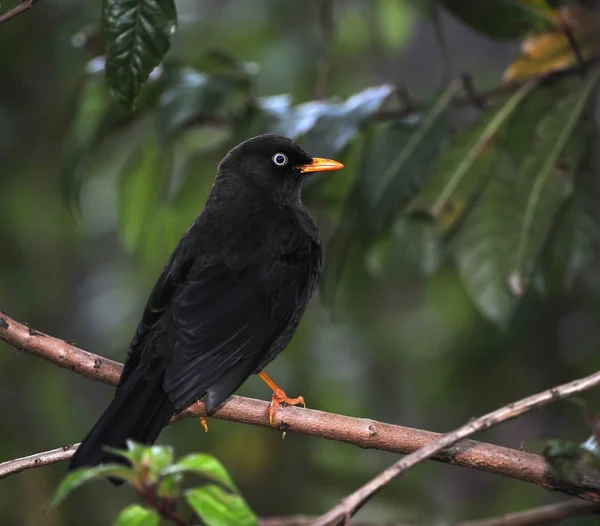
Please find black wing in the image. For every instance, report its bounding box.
[118,254,193,389]
[164,255,317,411]
[119,248,318,413]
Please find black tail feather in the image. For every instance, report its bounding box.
[69,370,174,484]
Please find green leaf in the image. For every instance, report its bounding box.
[143,445,174,480]
[61,74,112,211]
[105,440,149,468]
[453,71,599,327]
[409,80,538,235]
[538,143,600,294]
[162,453,236,491]
[49,464,136,509]
[157,472,184,498]
[543,438,600,484]
[185,485,257,526]
[118,131,170,252]
[508,75,599,293]
[114,505,159,526]
[321,83,456,307]
[156,67,249,139]
[441,0,554,40]
[103,0,177,107]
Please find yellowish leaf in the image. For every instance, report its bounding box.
[504,4,600,83]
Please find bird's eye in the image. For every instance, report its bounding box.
[272,153,288,167]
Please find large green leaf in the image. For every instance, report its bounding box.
[48,464,136,509]
[103,0,177,106]
[321,84,456,307]
[409,80,538,235]
[162,453,236,491]
[441,0,554,40]
[61,73,113,211]
[508,102,589,293]
[118,131,170,252]
[541,152,600,294]
[114,505,159,526]
[185,485,257,526]
[453,71,599,327]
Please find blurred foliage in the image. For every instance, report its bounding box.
[3,0,600,524]
[51,441,256,525]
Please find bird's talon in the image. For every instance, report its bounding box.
[200,417,209,433]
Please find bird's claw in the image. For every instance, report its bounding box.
[200,417,209,432]
[267,390,305,426]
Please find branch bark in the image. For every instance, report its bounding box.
[258,499,600,526]
[313,376,600,525]
[0,0,38,26]
[2,312,600,508]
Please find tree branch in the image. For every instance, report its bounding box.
[0,0,38,26]
[258,499,600,526]
[452,498,599,526]
[2,312,600,506]
[314,377,600,525]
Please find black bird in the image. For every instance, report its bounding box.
[69,134,344,473]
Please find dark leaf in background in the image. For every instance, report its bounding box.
[540,140,600,294]
[156,67,251,140]
[103,0,177,107]
[440,0,555,40]
[61,72,114,211]
[118,131,170,253]
[543,438,600,484]
[409,80,538,235]
[506,73,598,295]
[185,485,257,526]
[114,505,159,526]
[321,83,456,308]
[451,71,598,327]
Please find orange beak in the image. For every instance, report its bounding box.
[299,157,344,174]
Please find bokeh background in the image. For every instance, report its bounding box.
[2,1,600,524]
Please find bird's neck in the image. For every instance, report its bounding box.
[207,174,304,209]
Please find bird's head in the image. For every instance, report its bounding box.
[214,134,344,203]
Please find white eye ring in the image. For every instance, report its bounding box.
[272,152,288,167]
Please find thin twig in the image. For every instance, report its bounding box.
[137,483,189,526]
[0,0,38,26]
[259,499,600,526]
[2,312,600,501]
[313,379,600,525]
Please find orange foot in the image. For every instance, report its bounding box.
[193,400,209,432]
[258,371,306,425]
[200,417,209,433]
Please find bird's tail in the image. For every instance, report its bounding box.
[69,369,175,483]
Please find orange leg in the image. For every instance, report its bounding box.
[200,417,209,432]
[193,400,209,432]
[258,371,306,425]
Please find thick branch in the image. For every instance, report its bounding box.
[314,377,600,524]
[258,499,600,526]
[2,312,600,504]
